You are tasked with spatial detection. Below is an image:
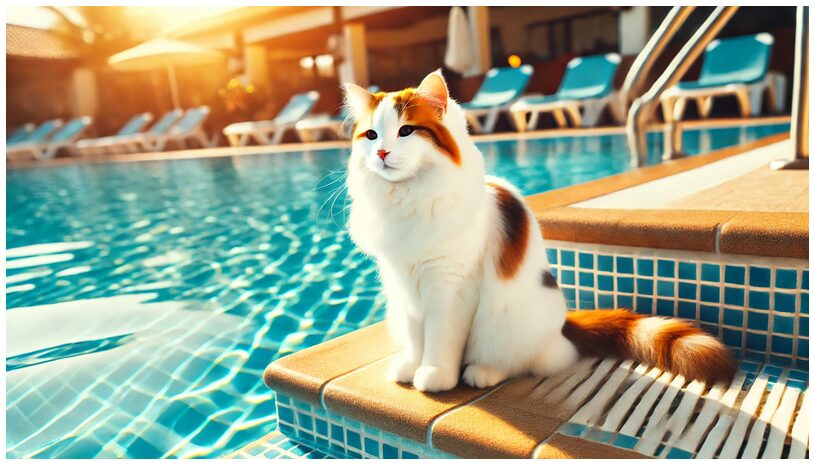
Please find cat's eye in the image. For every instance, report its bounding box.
[398,125,414,137]
[365,129,378,140]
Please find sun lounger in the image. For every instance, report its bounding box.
[75,112,154,156]
[7,123,35,145]
[295,86,380,142]
[460,65,534,134]
[7,119,63,149]
[223,91,320,146]
[509,54,623,131]
[6,117,92,160]
[131,106,212,152]
[659,33,785,122]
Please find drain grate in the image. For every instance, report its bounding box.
[532,359,808,459]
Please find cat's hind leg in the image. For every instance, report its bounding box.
[532,332,580,378]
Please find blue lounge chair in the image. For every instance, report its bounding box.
[460,65,534,133]
[7,123,35,145]
[75,112,154,155]
[660,33,784,122]
[137,106,213,152]
[295,86,381,141]
[7,119,63,148]
[509,54,623,130]
[6,117,92,160]
[223,91,320,146]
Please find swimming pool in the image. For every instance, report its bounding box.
[5,123,788,458]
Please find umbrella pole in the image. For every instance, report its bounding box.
[167,64,181,109]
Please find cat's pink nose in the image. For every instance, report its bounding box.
[377,149,390,160]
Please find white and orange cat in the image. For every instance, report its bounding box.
[343,70,735,392]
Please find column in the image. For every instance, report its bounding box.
[466,6,491,77]
[619,6,650,55]
[338,23,369,86]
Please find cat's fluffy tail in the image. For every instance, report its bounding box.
[562,309,736,384]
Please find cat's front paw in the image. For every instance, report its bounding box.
[462,364,508,389]
[388,354,420,384]
[413,366,459,392]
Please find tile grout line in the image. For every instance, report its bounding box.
[316,351,399,412]
[425,380,510,450]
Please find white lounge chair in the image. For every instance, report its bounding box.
[7,117,92,160]
[7,119,63,149]
[223,91,320,146]
[75,112,154,156]
[131,106,213,152]
[660,33,785,122]
[460,65,534,134]
[7,123,35,145]
[509,53,624,131]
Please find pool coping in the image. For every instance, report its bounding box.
[5,115,790,171]
[525,132,808,259]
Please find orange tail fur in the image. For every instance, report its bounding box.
[562,309,736,385]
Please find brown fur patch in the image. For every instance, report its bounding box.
[562,309,736,385]
[351,92,387,138]
[542,270,558,288]
[392,89,461,165]
[488,182,529,280]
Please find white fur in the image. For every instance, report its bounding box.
[345,76,578,392]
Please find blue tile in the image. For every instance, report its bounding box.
[597,255,614,273]
[803,270,809,290]
[700,305,720,324]
[678,301,696,319]
[800,317,808,336]
[578,252,594,269]
[299,432,314,443]
[678,262,697,280]
[772,315,795,335]
[561,250,575,267]
[723,308,744,327]
[772,292,796,313]
[797,338,808,358]
[346,431,361,450]
[724,287,744,306]
[747,311,769,331]
[749,267,772,288]
[560,269,575,285]
[277,394,291,404]
[746,333,767,351]
[616,256,634,274]
[363,437,379,457]
[277,406,295,424]
[279,423,295,436]
[770,355,794,368]
[656,299,675,316]
[562,287,576,303]
[635,297,653,314]
[578,290,595,309]
[701,264,721,282]
[330,424,344,442]
[598,293,614,308]
[775,269,798,289]
[578,272,594,287]
[724,265,746,285]
[678,282,697,300]
[616,277,634,293]
[382,444,398,459]
[402,451,419,459]
[617,294,633,309]
[347,450,362,459]
[657,259,675,278]
[666,448,694,459]
[722,328,742,348]
[315,419,328,436]
[749,291,770,310]
[293,398,312,411]
[297,413,313,431]
[637,258,654,277]
[802,293,809,314]
[613,433,638,450]
[657,280,675,297]
[637,278,653,295]
[545,248,558,265]
[771,336,794,355]
[700,285,720,304]
[597,274,614,291]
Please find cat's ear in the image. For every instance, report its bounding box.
[343,83,374,121]
[416,70,448,113]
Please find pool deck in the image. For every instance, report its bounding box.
[5,115,790,170]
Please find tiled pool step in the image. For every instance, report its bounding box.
[261,353,808,459]
[227,431,333,459]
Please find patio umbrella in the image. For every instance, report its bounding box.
[444,6,474,74]
[108,38,223,109]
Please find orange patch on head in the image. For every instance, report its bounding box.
[392,88,461,165]
[488,182,529,280]
[351,91,387,139]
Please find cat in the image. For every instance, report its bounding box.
[342,70,736,393]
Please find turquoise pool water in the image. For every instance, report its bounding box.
[5,123,788,458]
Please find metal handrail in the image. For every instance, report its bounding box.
[626,6,739,167]
[620,6,695,113]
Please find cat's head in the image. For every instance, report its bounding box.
[343,70,470,183]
